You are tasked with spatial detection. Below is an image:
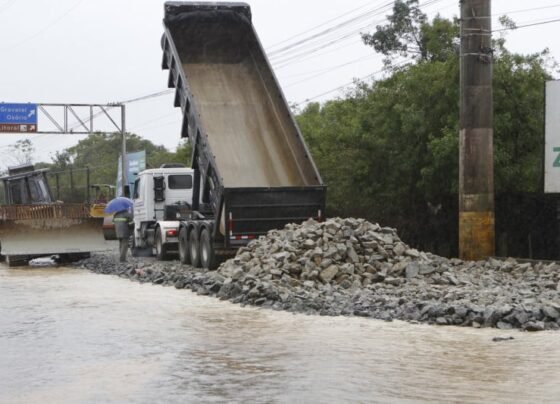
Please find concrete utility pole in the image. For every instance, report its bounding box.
[459,0,495,260]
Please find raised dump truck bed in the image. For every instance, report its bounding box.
[161,2,326,267]
[162,2,322,188]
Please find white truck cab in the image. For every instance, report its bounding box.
[132,165,194,259]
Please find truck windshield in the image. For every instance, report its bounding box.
[168,175,192,190]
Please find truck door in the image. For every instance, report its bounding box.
[133,177,147,223]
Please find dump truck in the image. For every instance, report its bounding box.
[160,2,326,269]
[0,164,109,266]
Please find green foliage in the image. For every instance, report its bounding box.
[173,139,193,167]
[35,132,192,202]
[493,48,550,193]
[362,0,458,63]
[9,139,35,165]
[420,16,460,62]
[362,0,427,60]
[298,10,553,255]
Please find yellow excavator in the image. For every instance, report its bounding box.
[0,164,110,266]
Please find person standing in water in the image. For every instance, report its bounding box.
[113,207,133,262]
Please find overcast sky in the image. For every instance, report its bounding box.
[1,0,559,170]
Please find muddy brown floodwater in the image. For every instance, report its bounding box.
[1,263,559,403]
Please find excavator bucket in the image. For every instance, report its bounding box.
[0,203,110,266]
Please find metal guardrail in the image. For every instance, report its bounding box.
[0,203,93,220]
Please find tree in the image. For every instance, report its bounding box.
[9,139,35,165]
[35,132,191,201]
[174,139,193,166]
[362,0,458,63]
[298,9,554,257]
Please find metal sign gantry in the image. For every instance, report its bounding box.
[0,102,127,195]
[39,103,125,134]
[0,102,125,134]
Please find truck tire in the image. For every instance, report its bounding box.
[155,228,171,261]
[188,227,201,268]
[178,227,191,265]
[200,228,218,270]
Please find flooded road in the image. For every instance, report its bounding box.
[1,264,559,403]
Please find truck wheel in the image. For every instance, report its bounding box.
[200,228,218,270]
[155,228,171,261]
[188,227,201,268]
[178,227,191,265]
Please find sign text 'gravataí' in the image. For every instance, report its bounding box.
[0,103,38,133]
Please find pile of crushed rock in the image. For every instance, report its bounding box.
[78,217,560,331]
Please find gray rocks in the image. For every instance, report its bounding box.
[303,239,316,249]
[405,249,420,258]
[543,306,560,320]
[393,243,406,257]
[405,262,419,279]
[347,247,360,264]
[524,321,545,332]
[76,217,560,332]
[418,264,435,276]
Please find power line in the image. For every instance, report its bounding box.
[0,0,17,14]
[272,20,383,67]
[270,0,446,61]
[279,0,560,99]
[493,16,560,32]
[283,54,380,89]
[266,0,378,50]
[271,0,447,68]
[275,40,366,71]
[295,60,409,106]
[269,1,395,58]
[495,4,560,17]
[0,134,51,150]
[68,89,174,131]
[129,112,178,132]
[281,52,377,80]
[0,0,85,51]
[292,4,560,106]
[119,89,174,104]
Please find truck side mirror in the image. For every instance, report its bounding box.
[154,176,165,202]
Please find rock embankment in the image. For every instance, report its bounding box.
[78,218,560,331]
